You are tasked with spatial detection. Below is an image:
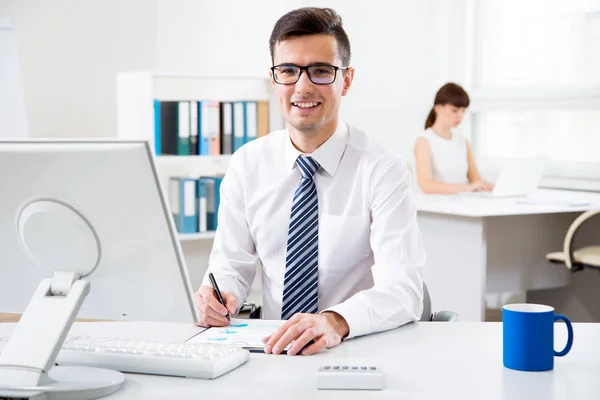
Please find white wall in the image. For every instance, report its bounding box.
[0,18,28,138]
[156,0,468,160]
[0,0,157,138]
[1,0,468,158]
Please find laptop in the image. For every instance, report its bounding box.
[459,158,545,198]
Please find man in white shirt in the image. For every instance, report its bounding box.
[195,7,426,356]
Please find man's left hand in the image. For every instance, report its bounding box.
[262,312,349,356]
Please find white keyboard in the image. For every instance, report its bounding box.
[0,336,249,379]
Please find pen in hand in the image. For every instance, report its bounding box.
[208,272,230,321]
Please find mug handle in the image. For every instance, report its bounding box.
[554,314,574,357]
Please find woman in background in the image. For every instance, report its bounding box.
[414,82,493,194]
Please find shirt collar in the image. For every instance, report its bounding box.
[283,121,348,177]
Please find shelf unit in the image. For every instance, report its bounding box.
[116,70,283,177]
[116,71,283,152]
[116,71,285,240]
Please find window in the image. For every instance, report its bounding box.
[468,0,600,183]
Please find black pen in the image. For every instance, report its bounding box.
[208,272,230,321]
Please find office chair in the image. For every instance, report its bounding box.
[243,282,457,322]
[546,208,600,272]
[420,282,459,322]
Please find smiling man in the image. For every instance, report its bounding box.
[195,7,426,356]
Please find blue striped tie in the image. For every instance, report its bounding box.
[281,156,320,320]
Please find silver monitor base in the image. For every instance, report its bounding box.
[0,366,124,400]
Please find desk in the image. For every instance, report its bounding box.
[417,189,600,322]
[1,321,599,399]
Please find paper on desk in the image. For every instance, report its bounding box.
[186,318,286,350]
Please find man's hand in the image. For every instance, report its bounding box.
[194,285,238,327]
[262,312,349,356]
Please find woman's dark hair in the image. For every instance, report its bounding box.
[269,7,351,67]
[424,83,470,129]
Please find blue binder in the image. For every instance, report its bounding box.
[244,101,258,144]
[199,176,223,231]
[197,179,207,232]
[153,99,161,155]
[198,101,211,156]
[169,177,199,234]
[232,101,246,152]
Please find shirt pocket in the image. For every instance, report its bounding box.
[319,214,372,272]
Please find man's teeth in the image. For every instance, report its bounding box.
[293,102,318,108]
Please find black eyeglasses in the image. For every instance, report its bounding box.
[271,64,348,85]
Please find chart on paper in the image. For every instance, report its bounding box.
[187,318,286,349]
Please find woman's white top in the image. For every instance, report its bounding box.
[421,128,468,184]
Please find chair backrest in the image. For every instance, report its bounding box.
[420,282,458,322]
[420,282,432,321]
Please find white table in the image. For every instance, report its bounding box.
[416,189,600,321]
[2,321,599,399]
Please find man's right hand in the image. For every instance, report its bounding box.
[194,285,239,327]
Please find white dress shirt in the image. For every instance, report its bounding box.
[203,121,426,339]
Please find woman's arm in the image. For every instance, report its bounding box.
[466,140,493,190]
[414,137,474,194]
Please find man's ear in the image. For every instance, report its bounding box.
[269,68,276,90]
[341,67,355,96]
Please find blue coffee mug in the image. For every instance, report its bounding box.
[503,303,573,372]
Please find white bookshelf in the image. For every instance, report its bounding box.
[116,70,284,187]
[116,71,272,296]
[116,71,283,152]
[116,71,283,244]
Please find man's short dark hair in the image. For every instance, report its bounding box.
[269,7,351,67]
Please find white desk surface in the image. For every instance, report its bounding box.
[2,321,599,399]
[416,188,600,217]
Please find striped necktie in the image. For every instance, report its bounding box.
[281,156,320,320]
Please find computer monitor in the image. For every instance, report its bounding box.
[0,140,199,323]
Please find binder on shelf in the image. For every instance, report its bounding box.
[119,72,280,158]
[153,97,270,156]
[257,100,270,138]
[177,101,191,155]
[190,101,199,155]
[169,177,199,234]
[244,101,258,144]
[207,101,221,155]
[199,101,212,156]
[198,179,207,233]
[199,176,223,231]
[220,102,233,155]
[153,100,161,155]
[159,101,179,155]
[232,101,245,152]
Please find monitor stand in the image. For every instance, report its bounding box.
[0,199,124,399]
[0,274,124,399]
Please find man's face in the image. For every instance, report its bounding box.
[271,34,353,136]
